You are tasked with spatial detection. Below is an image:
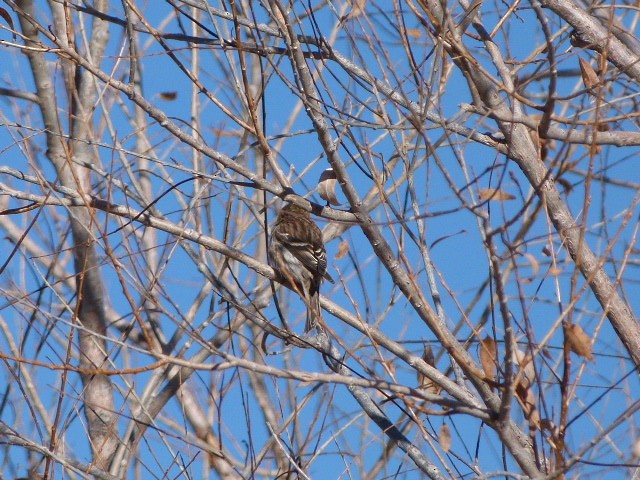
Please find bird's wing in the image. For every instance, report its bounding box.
[274,231,334,283]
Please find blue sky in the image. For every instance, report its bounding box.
[1,1,640,478]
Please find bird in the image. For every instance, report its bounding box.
[269,202,334,333]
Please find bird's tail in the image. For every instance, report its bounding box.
[305,291,323,333]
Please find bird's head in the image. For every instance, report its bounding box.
[280,202,309,216]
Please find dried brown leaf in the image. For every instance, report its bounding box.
[566,324,594,361]
[512,348,540,431]
[516,381,540,432]
[335,240,350,260]
[555,177,573,194]
[418,344,441,395]
[159,91,178,101]
[479,188,515,201]
[479,336,498,384]
[512,349,535,389]
[422,344,436,367]
[439,423,451,452]
[0,8,15,40]
[589,142,602,156]
[579,57,600,90]
[384,358,397,376]
[548,266,562,276]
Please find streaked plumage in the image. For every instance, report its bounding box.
[269,203,334,332]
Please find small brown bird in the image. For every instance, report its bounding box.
[269,203,335,333]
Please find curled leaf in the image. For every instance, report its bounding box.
[516,380,540,432]
[0,8,15,40]
[566,324,594,361]
[579,57,599,90]
[318,168,341,206]
[479,188,515,201]
[422,343,435,367]
[417,344,441,396]
[548,266,562,276]
[438,423,451,452]
[512,349,540,431]
[335,240,350,260]
[159,91,178,101]
[555,177,574,194]
[479,336,498,384]
[512,349,535,389]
